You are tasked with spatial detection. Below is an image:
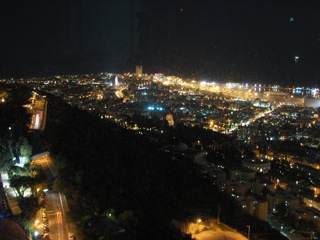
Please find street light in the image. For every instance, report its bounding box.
[196,219,202,232]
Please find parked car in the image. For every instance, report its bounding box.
[43,226,49,234]
[68,233,75,240]
[43,217,48,224]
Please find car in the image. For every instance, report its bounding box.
[40,193,45,200]
[43,227,49,233]
[68,233,75,240]
[43,217,48,224]
[42,233,50,239]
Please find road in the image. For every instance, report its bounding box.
[28,92,47,131]
[32,153,70,240]
[191,219,248,240]
[195,230,247,240]
[267,216,310,240]
[45,191,69,240]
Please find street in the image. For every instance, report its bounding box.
[44,191,69,240]
[190,219,248,240]
[32,153,70,240]
[267,216,311,240]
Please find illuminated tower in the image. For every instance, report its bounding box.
[136,65,143,76]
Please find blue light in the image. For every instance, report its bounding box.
[148,106,163,111]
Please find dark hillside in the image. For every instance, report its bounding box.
[43,94,213,239]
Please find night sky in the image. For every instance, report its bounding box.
[1,0,320,85]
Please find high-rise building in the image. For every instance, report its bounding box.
[115,76,119,86]
[238,196,268,221]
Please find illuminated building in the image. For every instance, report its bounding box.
[311,186,320,198]
[160,143,207,165]
[304,196,320,211]
[0,179,11,218]
[267,192,299,212]
[244,178,275,195]
[294,207,320,232]
[237,125,250,141]
[166,113,174,126]
[252,98,270,108]
[304,97,320,108]
[242,158,271,174]
[205,165,226,182]
[229,168,255,181]
[237,196,268,221]
[224,180,246,197]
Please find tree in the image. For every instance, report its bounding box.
[32,172,48,195]
[118,210,138,236]
[0,136,14,171]
[19,196,39,233]
[18,137,32,165]
[9,176,34,200]
[7,165,28,178]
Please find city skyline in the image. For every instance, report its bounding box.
[3,71,320,239]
